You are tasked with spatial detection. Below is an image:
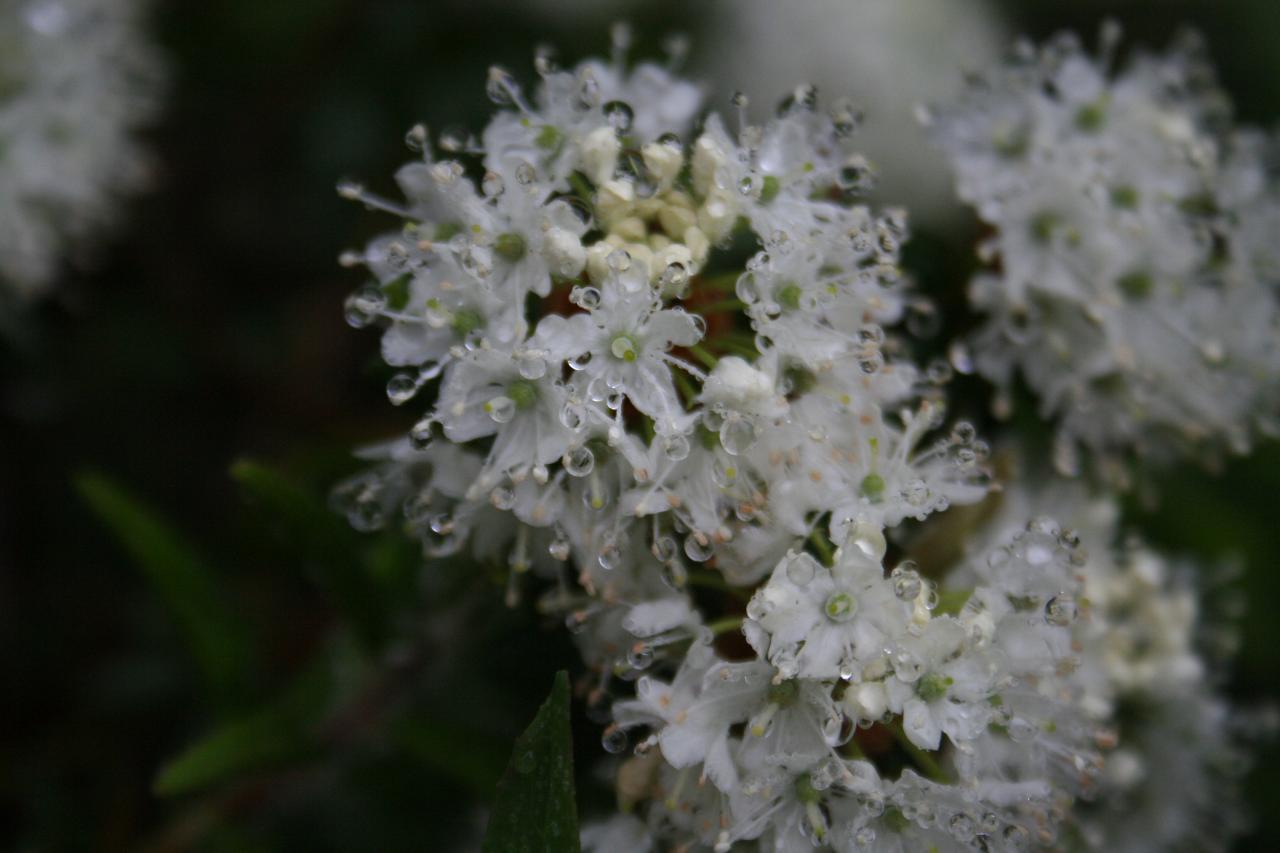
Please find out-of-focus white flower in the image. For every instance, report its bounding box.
[700,0,1007,227]
[929,29,1280,474]
[0,0,163,298]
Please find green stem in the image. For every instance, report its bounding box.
[673,370,699,405]
[706,616,744,637]
[568,171,594,203]
[716,339,760,359]
[888,720,950,784]
[686,571,750,601]
[698,299,748,314]
[699,272,741,292]
[687,344,719,370]
[808,526,835,566]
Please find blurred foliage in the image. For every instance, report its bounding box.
[1,0,1278,849]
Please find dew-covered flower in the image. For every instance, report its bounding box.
[0,0,163,299]
[332,26,1254,853]
[928,28,1280,474]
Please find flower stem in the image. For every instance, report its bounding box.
[687,344,719,370]
[706,616,743,637]
[888,719,950,783]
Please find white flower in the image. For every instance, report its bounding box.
[0,0,163,298]
[930,30,1280,471]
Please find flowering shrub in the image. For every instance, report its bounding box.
[336,24,1266,853]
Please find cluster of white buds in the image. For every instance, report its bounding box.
[0,0,163,298]
[926,27,1280,476]
[336,26,1253,853]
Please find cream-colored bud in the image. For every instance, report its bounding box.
[595,178,635,226]
[642,139,684,190]
[697,189,738,243]
[611,215,648,244]
[580,125,620,186]
[542,227,586,279]
[585,242,614,282]
[691,134,725,198]
[652,243,693,282]
[658,202,697,240]
[683,226,710,269]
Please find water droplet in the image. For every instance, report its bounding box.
[891,564,922,601]
[949,813,976,842]
[1007,717,1036,743]
[660,262,690,294]
[785,552,819,585]
[438,128,466,153]
[570,286,601,310]
[661,433,690,461]
[486,65,519,105]
[562,445,595,477]
[719,417,758,455]
[603,100,634,133]
[601,725,628,754]
[598,535,624,570]
[559,402,586,431]
[516,750,536,774]
[1045,594,1078,627]
[481,171,505,198]
[344,284,387,328]
[409,417,438,450]
[404,123,427,152]
[548,530,571,561]
[684,535,713,563]
[386,373,419,405]
[576,69,601,109]
[490,484,516,511]
[627,643,654,669]
[486,395,517,423]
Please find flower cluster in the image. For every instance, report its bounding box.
[334,26,987,598]
[336,28,1254,853]
[0,0,163,298]
[927,29,1280,475]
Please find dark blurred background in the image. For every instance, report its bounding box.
[1,0,1278,849]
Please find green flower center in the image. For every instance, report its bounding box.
[824,591,857,623]
[610,334,640,362]
[451,308,484,334]
[776,282,802,312]
[494,232,527,262]
[859,472,885,503]
[1117,270,1153,300]
[506,379,538,410]
[766,679,800,707]
[916,672,953,703]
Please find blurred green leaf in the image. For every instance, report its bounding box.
[230,459,389,648]
[153,662,333,797]
[76,472,255,704]
[394,717,509,799]
[482,670,579,853]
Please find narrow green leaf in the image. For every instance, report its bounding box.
[153,662,332,796]
[482,671,579,853]
[230,459,388,647]
[76,472,254,702]
[394,718,508,798]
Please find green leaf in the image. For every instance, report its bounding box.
[482,671,579,853]
[154,663,332,796]
[77,472,254,703]
[394,717,508,798]
[230,459,388,648]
